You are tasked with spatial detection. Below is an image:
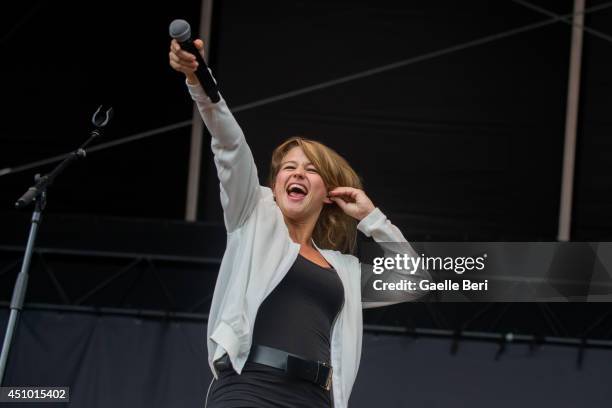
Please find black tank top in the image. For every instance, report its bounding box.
[251,254,345,363]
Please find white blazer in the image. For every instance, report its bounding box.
[188,82,427,408]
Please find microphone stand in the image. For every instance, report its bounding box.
[0,106,113,385]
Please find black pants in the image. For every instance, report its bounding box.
[206,361,332,408]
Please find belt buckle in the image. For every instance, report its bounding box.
[317,361,333,391]
[213,354,231,373]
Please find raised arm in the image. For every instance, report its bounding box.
[169,39,260,232]
[356,207,430,308]
[329,187,430,308]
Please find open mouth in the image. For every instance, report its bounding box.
[286,183,308,200]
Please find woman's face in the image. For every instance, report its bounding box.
[273,146,332,221]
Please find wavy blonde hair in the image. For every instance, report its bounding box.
[269,137,362,254]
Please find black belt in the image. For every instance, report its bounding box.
[213,345,333,391]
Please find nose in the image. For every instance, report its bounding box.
[292,165,306,178]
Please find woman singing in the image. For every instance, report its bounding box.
[169,38,427,408]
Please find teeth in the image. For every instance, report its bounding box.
[287,184,307,194]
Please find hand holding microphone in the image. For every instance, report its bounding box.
[168,19,220,102]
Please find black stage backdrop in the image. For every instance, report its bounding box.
[573,2,612,240]
[2,310,610,408]
[3,0,611,240]
[199,0,575,240]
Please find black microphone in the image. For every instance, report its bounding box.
[169,19,220,103]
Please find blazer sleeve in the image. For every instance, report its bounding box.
[357,208,431,309]
[187,81,261,232]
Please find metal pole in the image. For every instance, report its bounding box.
[185,0,215,221]
[557,0,586,241]
[0,206,42,385]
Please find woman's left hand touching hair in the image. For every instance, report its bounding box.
[328,187,375,221]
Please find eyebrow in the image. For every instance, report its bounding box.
[281,160,314,166]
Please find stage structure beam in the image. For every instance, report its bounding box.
[558,0,585,241]
[185,0,215,221]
